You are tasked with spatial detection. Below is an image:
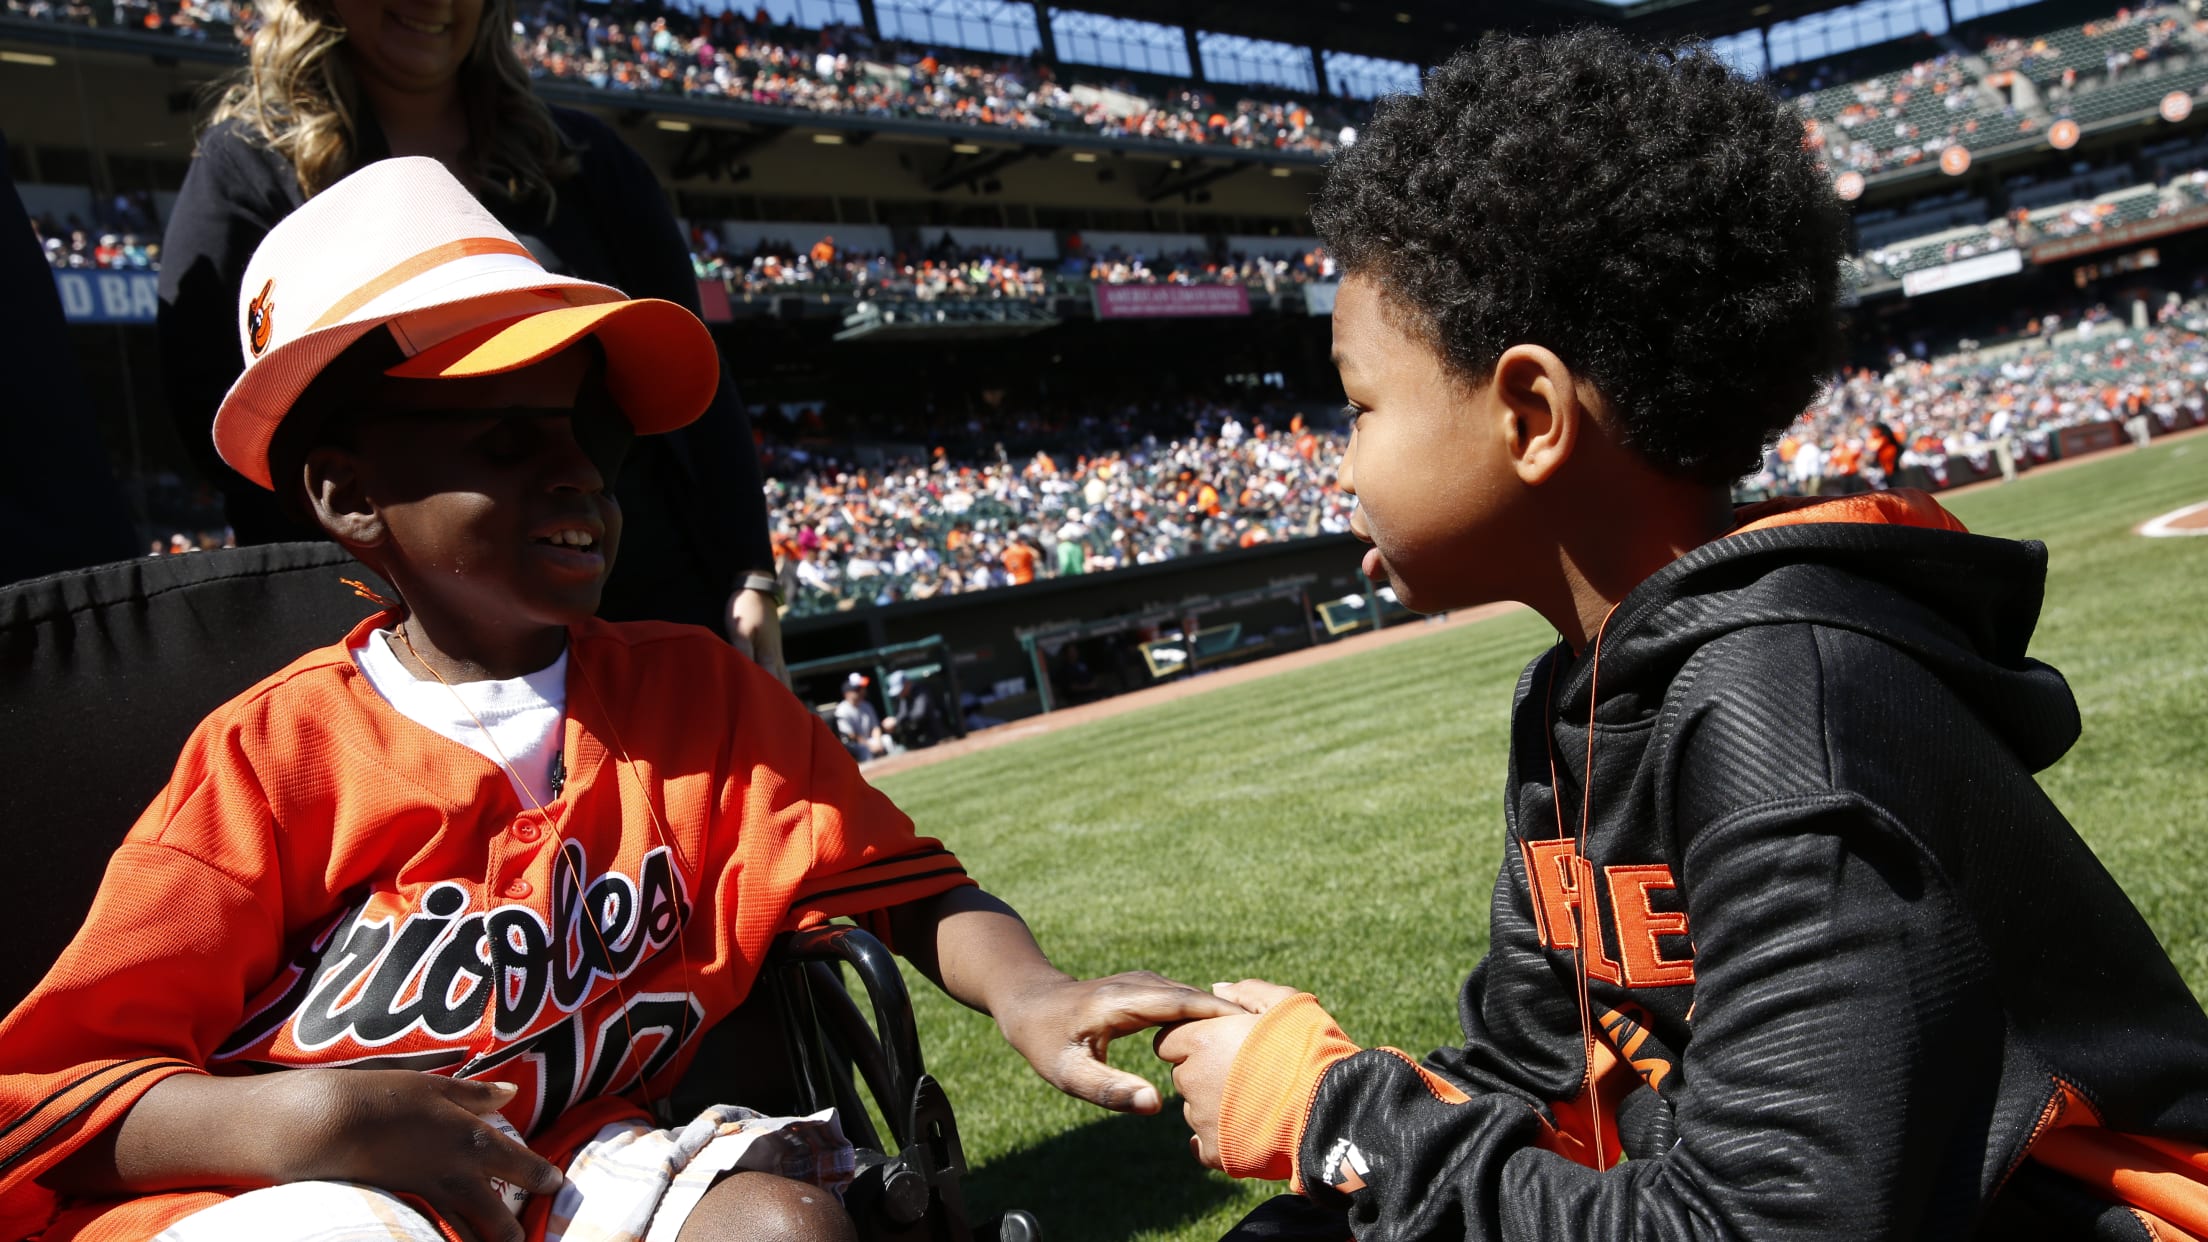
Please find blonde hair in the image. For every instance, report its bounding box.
[207,0,577,207]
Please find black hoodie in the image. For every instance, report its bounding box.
[1228,494,2208,1241]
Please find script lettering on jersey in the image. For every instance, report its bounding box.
[217,841,693,1059]
[1520,840,1697,987]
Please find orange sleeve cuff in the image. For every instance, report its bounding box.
[1216,993,1362,1190]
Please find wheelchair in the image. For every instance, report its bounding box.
[0,542,1038,1242]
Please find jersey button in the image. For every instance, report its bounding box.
[512,822,542,843]
[503,878,533,900]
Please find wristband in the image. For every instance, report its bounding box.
[741,572,785,605]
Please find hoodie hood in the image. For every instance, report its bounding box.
[1559,489,2080,772]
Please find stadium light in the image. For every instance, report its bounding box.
[656,119,692,132]
[1270,166,1292,177]
[952,142,983,154]
[1071,151,1099,162]
[1,50,58,66]
[812,133,846,145]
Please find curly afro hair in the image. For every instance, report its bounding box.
[1312,27,1847,485]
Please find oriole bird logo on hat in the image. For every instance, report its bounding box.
[245,279,275,357]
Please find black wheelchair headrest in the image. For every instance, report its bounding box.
[0,543,389,1010]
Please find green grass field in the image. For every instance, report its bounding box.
[867,436,2208,1242]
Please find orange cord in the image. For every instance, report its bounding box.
[340,577,392,607]
[1543,601,1622,1171]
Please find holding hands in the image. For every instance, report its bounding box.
[1154,979,1305,1168]
[994,971,1247,1114]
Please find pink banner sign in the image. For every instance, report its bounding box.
[695,277,733,323]
[1093,284,1251,319]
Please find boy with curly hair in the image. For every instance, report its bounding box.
[1158,29,2208,1241]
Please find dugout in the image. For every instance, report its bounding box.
[1017,578,1321,713]
[787,635,968,752]
[782,533,1369,720]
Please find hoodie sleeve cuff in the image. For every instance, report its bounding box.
[1217,993,1362,1189]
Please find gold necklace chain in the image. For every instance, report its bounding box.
[396,621,698,1120]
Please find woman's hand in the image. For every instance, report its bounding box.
[725,586,789,687]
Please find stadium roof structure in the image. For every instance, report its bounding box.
[1045,0,1871,69]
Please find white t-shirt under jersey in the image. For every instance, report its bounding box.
[353,629,568,806]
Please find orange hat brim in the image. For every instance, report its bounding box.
[384,298,718,435]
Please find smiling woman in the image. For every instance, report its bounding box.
[332,0,487,110]
[154,0,793,680]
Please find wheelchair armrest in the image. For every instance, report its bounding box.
[771,926,1009,1239]
[770,925,925,1148]
[763,923,1037,1237]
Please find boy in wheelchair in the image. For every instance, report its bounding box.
[0,158,1235,1242]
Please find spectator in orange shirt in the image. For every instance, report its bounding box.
[1866,423,1902,479]
[1003,529,1040,585]
[809,235,836,266]
[1829,438,1863,480]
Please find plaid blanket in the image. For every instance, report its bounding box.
[151,1106,854,1242]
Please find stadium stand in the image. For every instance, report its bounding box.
[2,0,1362,154]
[1756,291,2208,496]
[1794,3,2208,175]
[1854,173,2191,284]
[6,0,2201,180]
[752,285,2208,617]
[514,12,1360,154]
[687,228,1332,299]
[764,400,1353,616]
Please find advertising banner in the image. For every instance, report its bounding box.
[1092,283,1251,319]
[51,270,160,324]
[695,277,733,323]
[2057,421,2124,459]
[1901,248,2023,297]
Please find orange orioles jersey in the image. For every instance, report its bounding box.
[0,614,973,1240]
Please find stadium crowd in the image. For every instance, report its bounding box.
[28,189,163,270]
[1793,4,2207,177]
[691,230,1334,299]
[511,8,1354,154]
[1856,165,2208,282]
[4,0,257,40]
[760,399,1354,614]
[764,288,2208,615]
[1751,292,2208,496]
[15,0,2204,175]
[6,0,1354,154]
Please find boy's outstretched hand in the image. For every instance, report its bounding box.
[887,887,1242,1114]
[994,971,1247,1113]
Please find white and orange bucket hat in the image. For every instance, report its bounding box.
[213,156,719,489]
